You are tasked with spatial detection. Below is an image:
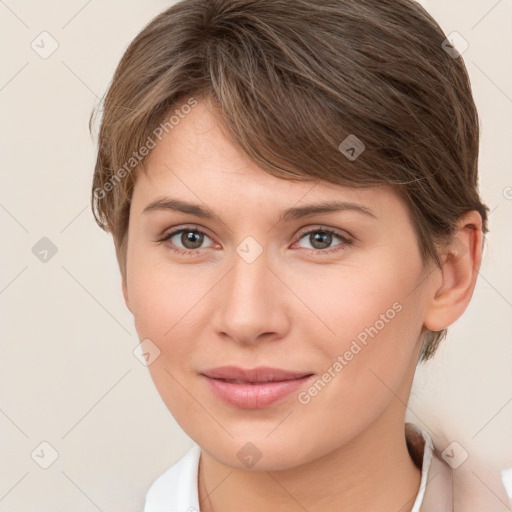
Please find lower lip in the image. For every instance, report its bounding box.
[202,375,314,409]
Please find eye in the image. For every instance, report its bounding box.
[156,226,215,255]
[156,225,353,257]
[294,227,353,254]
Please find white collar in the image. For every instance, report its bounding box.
[144,423,436,512]
[407,422,435,511]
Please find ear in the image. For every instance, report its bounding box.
[423,211,483,333]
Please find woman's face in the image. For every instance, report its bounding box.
[123,99,438,470]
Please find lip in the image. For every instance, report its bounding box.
[200,366,315,409]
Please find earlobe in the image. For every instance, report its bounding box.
[423,211,483,333]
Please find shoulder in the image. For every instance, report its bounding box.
[143,444,201,512]
[406,423,511,512]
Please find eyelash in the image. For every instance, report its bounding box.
[156,226,353,256]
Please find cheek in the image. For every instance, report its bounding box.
[295,259,424,402]
[127,242,197,336]
[126,251,205,420]
[295,257,419,347]
[126,245,220,392]
[292,288,422,460]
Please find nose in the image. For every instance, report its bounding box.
[211,244,291,345]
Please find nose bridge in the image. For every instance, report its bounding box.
[213,240,288,344]
[238,236,276,290]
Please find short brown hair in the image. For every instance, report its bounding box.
[90,0,489,362]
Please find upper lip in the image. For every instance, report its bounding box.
[200,366,314,383]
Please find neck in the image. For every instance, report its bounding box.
[198,400,422,512]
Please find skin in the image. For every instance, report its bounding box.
[122,98,483,511]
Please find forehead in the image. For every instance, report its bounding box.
[134,99,403,220]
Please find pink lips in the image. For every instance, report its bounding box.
[200,366,314,409]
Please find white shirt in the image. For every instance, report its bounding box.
[143,423,434,512]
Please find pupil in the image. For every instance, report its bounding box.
[312,231,331,249]
[183,231,203,249]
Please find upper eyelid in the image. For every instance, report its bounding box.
[296,225,350,238]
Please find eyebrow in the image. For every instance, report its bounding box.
[142,197,377,221]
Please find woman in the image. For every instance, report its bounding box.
[90,0,511,510]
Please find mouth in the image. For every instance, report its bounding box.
[200,365,314,383]
[215,378,295,385]
[200,366,315,409]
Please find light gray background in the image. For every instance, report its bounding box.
[1,1,511,510]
